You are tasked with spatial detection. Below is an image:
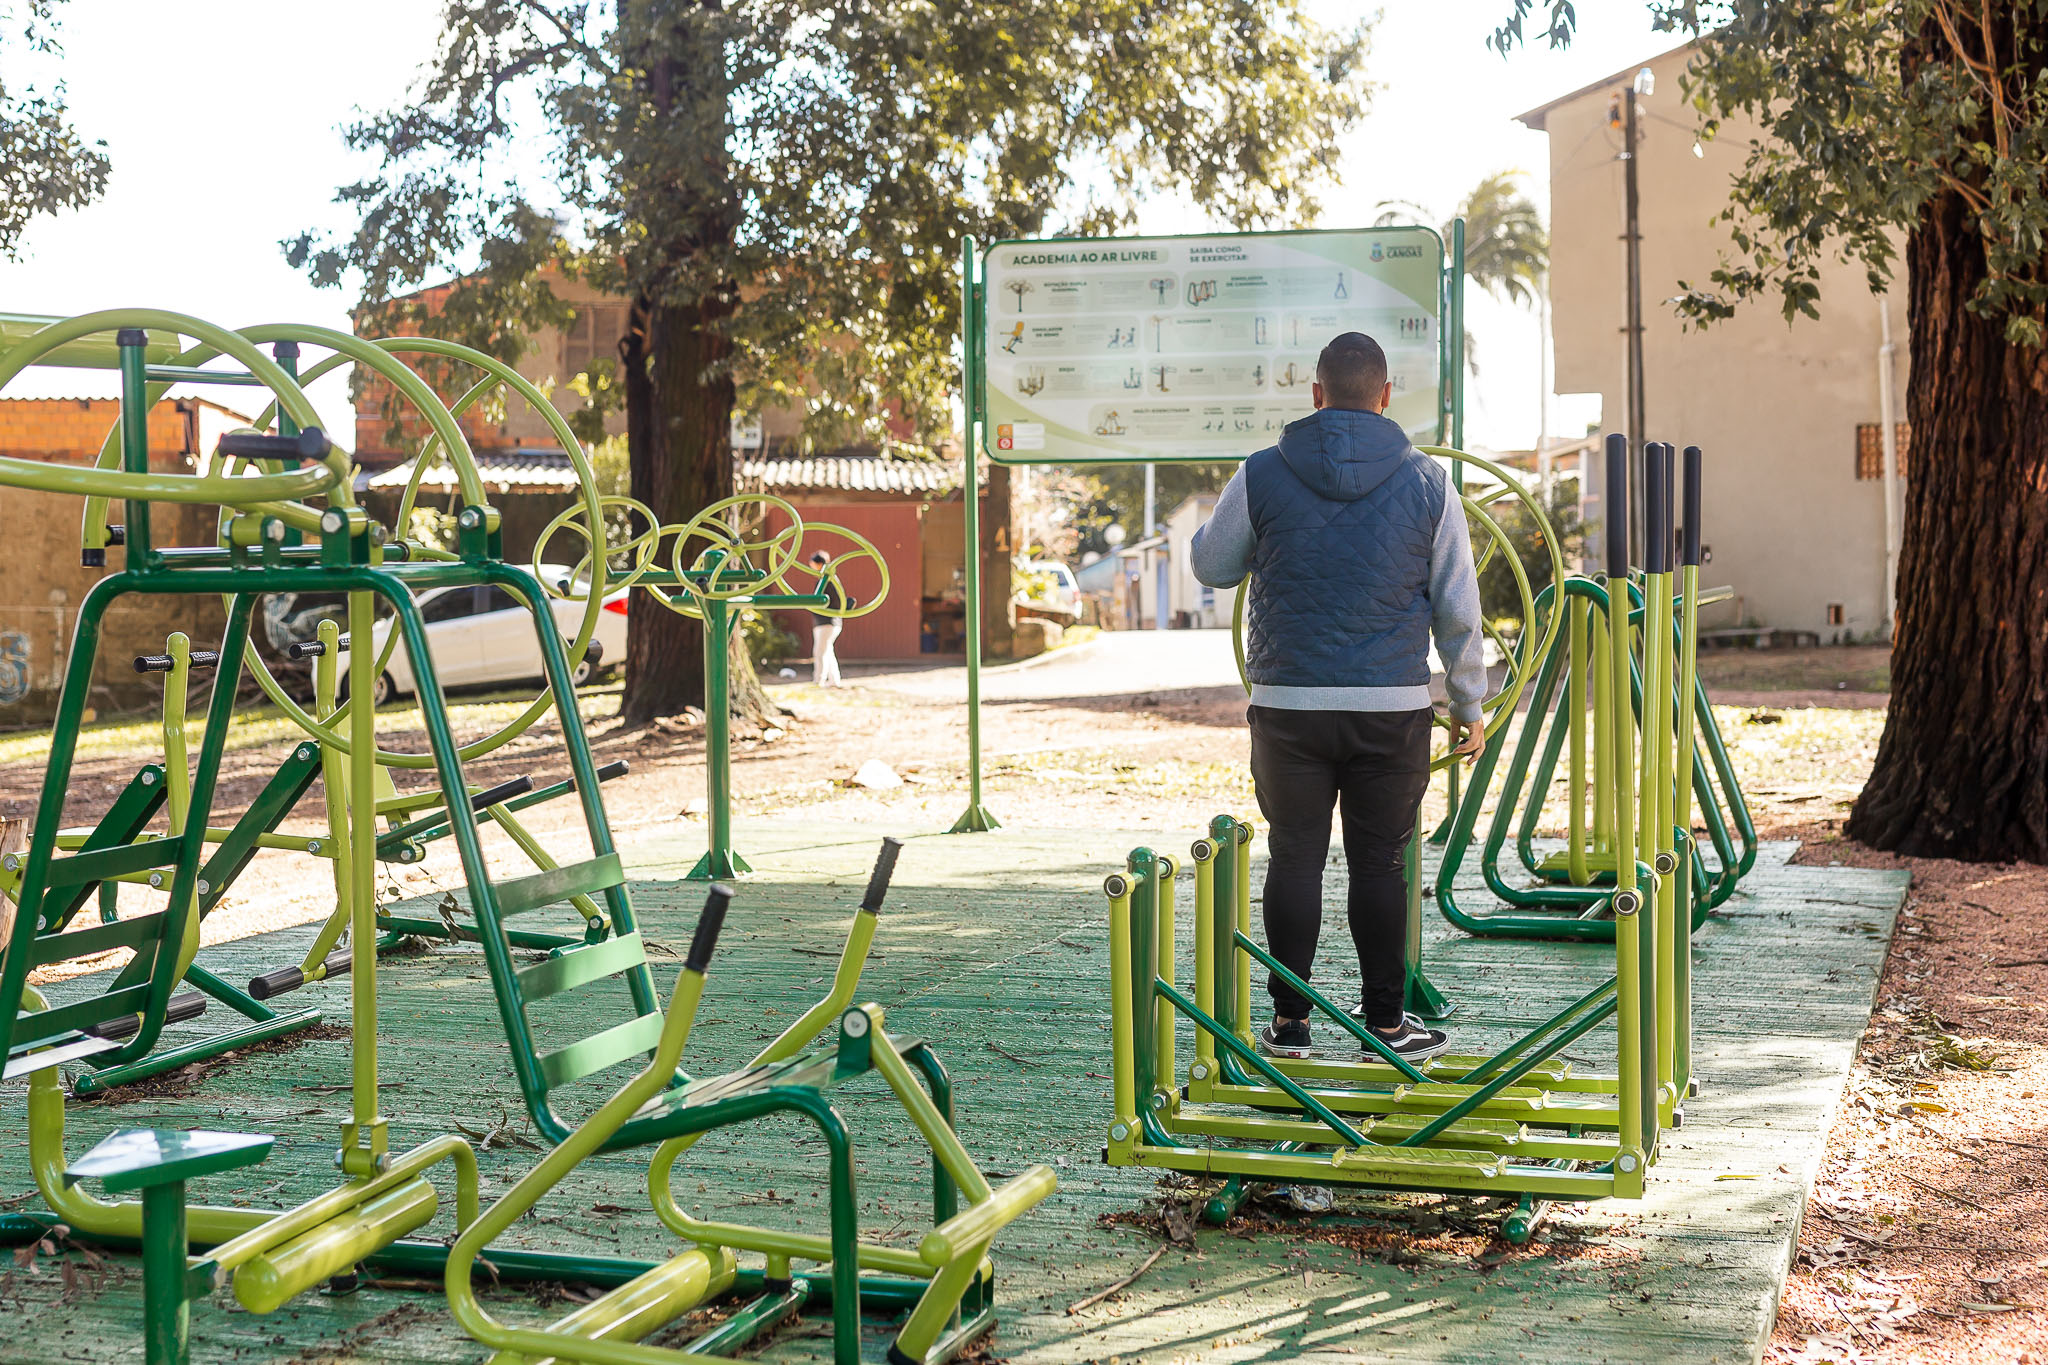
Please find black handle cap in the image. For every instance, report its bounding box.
[217,427,333,463]
[286,640,326,660]
[87,990,207,1039]
[469,776,535,811]
[248,948,352,1000]
[1682,446,1703,566]
[1641,441,1668,575]
[247,966,304,1001]
[684,885,735,973]
[861,836,906,914]
[1604,433,1630,579]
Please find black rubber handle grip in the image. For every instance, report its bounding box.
[1663,443,1678,573]
[133,650,221,673]
[1682,445,1703,566]
[87,990,207,1039]
[861,836,906,914]
[1642,441,1668,575]
[1604,433,1630,579]
[684,884,735,973]
[469,776,534,811]
[216,427,332,462]
[248,948,353,1001]
[583,639,604,665]
[286,640,325,660]
[105,525,126,546]
[569,760,630,791]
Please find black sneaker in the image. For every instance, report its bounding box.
[1258,1018,1314,1059]
[1349,1004,1431,1027]
[1365,1017,1450,1062]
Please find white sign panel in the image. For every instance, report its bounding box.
[981,228,1444,464]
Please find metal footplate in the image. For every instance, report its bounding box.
[1330,1145,1508,1179]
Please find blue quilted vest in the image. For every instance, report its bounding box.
[1244,409,1445,689]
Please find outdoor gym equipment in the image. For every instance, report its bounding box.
[1102,436,1697,1237]
[1102,814,1651,1244]
[535,491,889,880]
[0,306,658,1355]
[446,844,1056,1365]
[242,625,633,1002]
[0,630,329,1095]
[1434,436,1758,944]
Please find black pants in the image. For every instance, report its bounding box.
[1249,705,1432,1030]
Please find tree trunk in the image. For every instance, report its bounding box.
[981,460,1016,660]
[619,294,781,727]
[1845,181,2048,860]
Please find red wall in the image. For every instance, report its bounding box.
[769,502,924,659]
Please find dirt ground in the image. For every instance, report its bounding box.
[3,644,2040,1363]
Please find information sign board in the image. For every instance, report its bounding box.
[979,227,1445,464]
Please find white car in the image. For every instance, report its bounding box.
[361,563,629,705]
[1020,559,1082,616]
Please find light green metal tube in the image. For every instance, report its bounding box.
[232,1180,438,1313]
[485,1246,737,1364]
[917,1165,1057,1265]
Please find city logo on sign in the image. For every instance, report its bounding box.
[1370,241,1383,262]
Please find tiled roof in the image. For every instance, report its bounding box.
[743,453,959,495]
[363,448,962,498]
[364,449,580,494]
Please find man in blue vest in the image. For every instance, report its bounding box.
[1191,331,1487,1061]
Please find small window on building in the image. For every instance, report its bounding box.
[1855,423,1911,480]
[564,304,627,379]
[1826,603,1845,626]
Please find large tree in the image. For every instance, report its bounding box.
[1498,1,2048,861]
[292,1,1370,725]
[0,1,108,257]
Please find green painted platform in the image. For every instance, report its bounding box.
[0,819,1905,1364]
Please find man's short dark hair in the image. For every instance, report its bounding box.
[1316,332,1389,408]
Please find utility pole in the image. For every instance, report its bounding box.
[1144,462,1167,630]
[1620,68,1651,559]
[1537,282,1552,503]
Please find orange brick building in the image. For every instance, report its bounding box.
[0,397,253,725]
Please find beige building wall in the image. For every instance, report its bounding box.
[1527,43,1904,640]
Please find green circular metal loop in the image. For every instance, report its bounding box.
[226,334,608,768]
[794,521,891,620]
[661,494,805,611]
[671,491,798,597]
[11,312,354,553]
[218,326,487,704]
[1228,445,1565,772]
[534,495,666,599]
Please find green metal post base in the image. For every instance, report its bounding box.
[947,804,1001,834]
[685,846,756,881]
[1503,1192,1550,1244]
[71,1009,322,1097]
[1404,966,1455,1021]
[374,913,584,952]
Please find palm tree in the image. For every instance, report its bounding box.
[1375,171,1549,372]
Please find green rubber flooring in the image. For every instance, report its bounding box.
[0,817,1906,1364]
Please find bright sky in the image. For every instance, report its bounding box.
[0,0,1677,451]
